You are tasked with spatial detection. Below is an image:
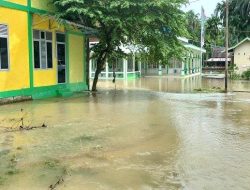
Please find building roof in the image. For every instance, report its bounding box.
[212,47,226,58]
[228,37,250,51]
[184,44,206,53]
[205,58,231,62]
[34,14,97,35]
[177,37,189,43]
[177,37,206,53]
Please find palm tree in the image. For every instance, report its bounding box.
[206,16,222,42]
[214,0,250,46]
[235,0,250,19]
[185,10,200,45]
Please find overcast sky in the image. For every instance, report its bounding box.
[183,0,223,17]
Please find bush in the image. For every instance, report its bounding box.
[229,64,241,80]
[230,72,241,80]
[242,69,250,80]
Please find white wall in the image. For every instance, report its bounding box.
[234,41,250,73]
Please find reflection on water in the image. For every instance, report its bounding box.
[98,76,250,93]
[0,77,250,189]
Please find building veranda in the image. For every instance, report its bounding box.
[142,38,206,77]
[89,38,206,80]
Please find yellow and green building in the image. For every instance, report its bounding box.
[0,0,89,100]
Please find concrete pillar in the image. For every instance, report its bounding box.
[123,58,128,79]
[190,54,193,74]
[196,55,199,73]
[197,55,199,73]
[132,54,135,72]
[192,57,194,74]
[158,64,162,76]
[189,58,191,74]
[138,60,142,77]
[198,55,202,73]
[194,55,198,73]
[105,61,109,79]
[187,58,190,75]
[89,59,92,78]
[181,61,185,76]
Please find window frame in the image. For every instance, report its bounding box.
[56,32,67,84]
[0,24,10,71]
[33,29,53,70]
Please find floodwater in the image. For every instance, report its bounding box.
[0,76,250,190]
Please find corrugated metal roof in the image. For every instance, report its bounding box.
[206,58,231,62]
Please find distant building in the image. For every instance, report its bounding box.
[90,37,205,79]
[142,37,206,76]
[228,38,250,74]
[203,47,231,73]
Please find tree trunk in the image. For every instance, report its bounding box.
[92,67,102,91]
[91,52,107,91]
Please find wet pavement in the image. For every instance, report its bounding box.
[0,76,250,190]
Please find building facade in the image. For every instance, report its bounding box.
[229,38,250,74]
[90,55,142,80]
[203,47,231,73]
[0,0,88,100]
[89,42,142,80]
[142,38,206,76]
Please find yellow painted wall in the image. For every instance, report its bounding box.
[234,41,250,73]
[0,7,30,91]
[6,0,27,6]
[32,14,64,87]
[69,34,84,83]
[31,0,54,11]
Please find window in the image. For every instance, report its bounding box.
[56,33,65,43]
[33,30,53,69]
[0,24,9,70]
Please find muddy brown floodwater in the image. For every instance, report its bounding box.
[0,76,250,190]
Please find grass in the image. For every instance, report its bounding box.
[73,134,97,142]
[193,87,226,93]
[44,159,60,169]
[0,176,7,185]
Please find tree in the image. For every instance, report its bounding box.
[204,15,224,58]
[235,0,250,19]
[52,0,188,91]
[215,0,250,46]
[184,10,201,46]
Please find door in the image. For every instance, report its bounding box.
[56,33,66,84]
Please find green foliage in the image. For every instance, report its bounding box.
[242,69,250,80]
[194,87,225,93]
[184,10,200,46]
[229,64,241,80]
[183,11,224,59]
[215,0,250,46]
[0,176,7,185]
[52,0,188,89]
[44,159,60,169]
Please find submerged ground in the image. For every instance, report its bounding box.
[0,76,250,190]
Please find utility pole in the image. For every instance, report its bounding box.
[225,0,229,92]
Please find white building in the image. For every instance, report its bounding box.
[89,42,142,79]
[142,37,206,76]
[228,38,250,74]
